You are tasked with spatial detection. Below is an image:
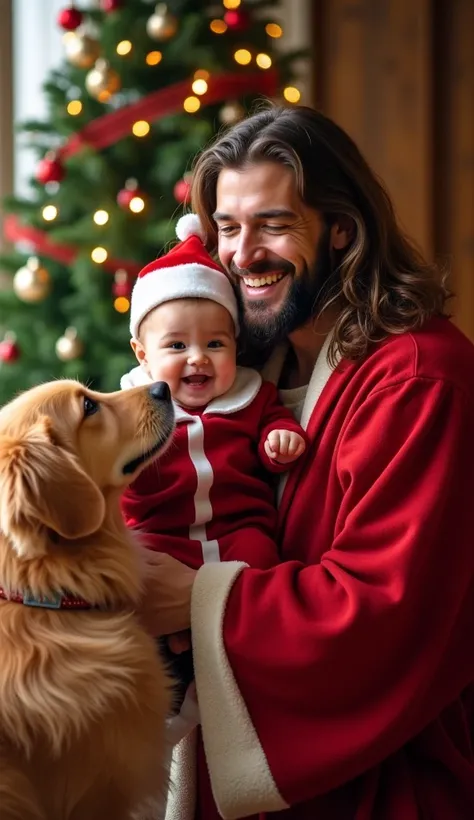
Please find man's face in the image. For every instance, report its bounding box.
[214,161,331,348]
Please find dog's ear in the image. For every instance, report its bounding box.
[0,416,105,542]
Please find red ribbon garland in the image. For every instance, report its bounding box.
[4,70,279,273]
[3,215,142,276]
[61,70,278,159]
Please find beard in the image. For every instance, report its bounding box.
[231,230,333,361]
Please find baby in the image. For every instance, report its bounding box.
[121,215,306,571]
[120,215,306,750]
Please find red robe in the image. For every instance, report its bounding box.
[121,367,304,570]
[188,316,474,820]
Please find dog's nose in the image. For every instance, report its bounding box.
[149,381,171,402]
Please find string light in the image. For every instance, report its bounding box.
[283,86,301,103]
[67,99,82,116]
[210,19,227,34]
[91,247,108,263]
[132,120,151,137]
[114,296,130,313]
[146,50,162,65]
[256,53,272,69]
[183,96,201,113]
[265,23,283,38]
[192,79,208,95]
[42,205,58,221]
[93,209,109,226]
[194,69,210,81]
[116,40,132,56]
[129,196,145,213]
[223,0,241,7]
[234,49,251,65]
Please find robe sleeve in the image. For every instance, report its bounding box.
[257,381,308,473]
[191,376,474,819]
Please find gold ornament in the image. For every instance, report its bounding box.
[64,31,100,69]
[219,101,245,125]
[146,4,178,42]
[13,257,51,303]
[55,327,84,362]
[85,59,121,101]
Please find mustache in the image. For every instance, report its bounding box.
[230,259,295,277]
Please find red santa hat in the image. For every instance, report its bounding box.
[129,214,239,338]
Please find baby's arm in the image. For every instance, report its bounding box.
[257,381,308,473]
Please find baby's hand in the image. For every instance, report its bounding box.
[264,430,306,464]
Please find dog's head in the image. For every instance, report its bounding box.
[0,380,174,557]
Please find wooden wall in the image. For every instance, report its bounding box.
[311,0,474,338]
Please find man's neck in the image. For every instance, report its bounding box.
[282,314,334,389]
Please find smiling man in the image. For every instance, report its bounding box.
[142,104,474,820]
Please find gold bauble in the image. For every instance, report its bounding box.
[219,101,245,125]
[13,257,51,303]
[64,31,100,69]
[85,59,121,101]
[146,4,178,41]
[55,327,84,362]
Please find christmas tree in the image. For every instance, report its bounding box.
[0,0,303,405]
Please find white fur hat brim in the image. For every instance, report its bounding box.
[129,263,239,338]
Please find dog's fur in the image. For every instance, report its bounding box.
[0,379,174,820]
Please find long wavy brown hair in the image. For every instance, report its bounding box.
[191,103,450,363]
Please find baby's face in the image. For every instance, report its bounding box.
[133,299,237,409]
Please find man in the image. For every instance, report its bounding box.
[141,105,474,819]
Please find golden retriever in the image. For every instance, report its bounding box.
[0,378,174,820]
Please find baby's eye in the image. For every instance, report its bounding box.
[208,340,224,349]
[169,342,186,350]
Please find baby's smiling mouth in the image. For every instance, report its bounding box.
[182,375,210,385]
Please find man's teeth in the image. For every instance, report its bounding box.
[243,273,285,288]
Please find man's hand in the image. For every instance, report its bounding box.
[264,429,306,464]
[138,550,197,638]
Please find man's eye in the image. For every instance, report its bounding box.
[218,225,238,235]
[264,224,288,232]
[83,397,99,417]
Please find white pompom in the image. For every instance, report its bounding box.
[176,213,206,242]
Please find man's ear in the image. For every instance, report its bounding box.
[329,215,355,251]
[0,417,105,545]
[131,337,147,366]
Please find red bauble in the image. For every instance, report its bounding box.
[224,9,250,31]
[117,179,144,210]
[112,270,131,298]
[173,178,191,204]
[100,0,122,10]
[0,336,20,364]
[57,5,83,31]
[36,154,65,185]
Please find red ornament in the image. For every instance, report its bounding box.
[100,0,122,10]
[0,335,20,364]
[57,5,83,31]
[224,9,250,31]
[173,177,191,204]
[36,153,65,185]
[112,269,131,298]
[117,178,144,210]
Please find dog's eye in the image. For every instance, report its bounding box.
[83,396,99,418]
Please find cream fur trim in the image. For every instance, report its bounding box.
[192,562,288,819]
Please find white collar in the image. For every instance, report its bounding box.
[120,364,262,420]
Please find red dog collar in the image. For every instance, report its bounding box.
[0,586,94,610]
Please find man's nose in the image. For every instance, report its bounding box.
[233,232,266,271]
